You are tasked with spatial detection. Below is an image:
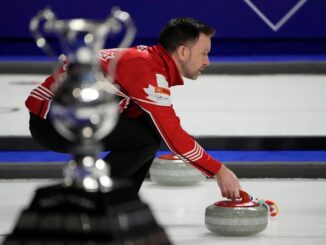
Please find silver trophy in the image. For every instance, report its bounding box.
[4,7,171,245]
[29,7,136,192]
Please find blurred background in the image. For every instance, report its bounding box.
[0,0,325,178]
[1,0,326,58]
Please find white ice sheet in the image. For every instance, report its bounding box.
[0,178,325,244]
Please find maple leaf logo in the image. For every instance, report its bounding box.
[143,74,171,106]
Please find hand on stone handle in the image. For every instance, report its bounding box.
[214,164,241,201]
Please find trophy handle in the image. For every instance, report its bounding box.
[93,7,136,52]
[112,8,137,49]
[29,8,57,57]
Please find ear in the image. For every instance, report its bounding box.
[176,45,189,62]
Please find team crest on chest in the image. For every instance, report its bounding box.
[143,74,171,106]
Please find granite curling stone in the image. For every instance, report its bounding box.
[205,191,268,236]
[149,154,205,186]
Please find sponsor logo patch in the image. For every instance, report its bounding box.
[144,74,171,106]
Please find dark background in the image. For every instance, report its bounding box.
[0,0,325,58]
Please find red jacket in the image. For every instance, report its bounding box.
[25,44,222,176]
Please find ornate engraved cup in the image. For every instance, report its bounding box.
[29,7,136,191]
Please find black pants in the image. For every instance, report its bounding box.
[29,112,161,193]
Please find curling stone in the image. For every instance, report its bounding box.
[205,191,268,236]
[149,154,205,186]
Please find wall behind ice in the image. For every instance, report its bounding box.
[0,0,325,57]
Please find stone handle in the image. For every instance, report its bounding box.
[239,190,251,203]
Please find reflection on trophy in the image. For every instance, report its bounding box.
[4,7,171,244]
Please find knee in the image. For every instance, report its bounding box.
[144,132,161,156]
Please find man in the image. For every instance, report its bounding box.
[26,17,241,200]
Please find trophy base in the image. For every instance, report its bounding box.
[3,181,171,244]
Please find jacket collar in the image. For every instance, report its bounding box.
[153,44,184,87]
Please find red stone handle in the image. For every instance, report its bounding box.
[240,190,251,203]
[214,190,257,207]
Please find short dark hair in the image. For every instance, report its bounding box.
[159,17,215,53]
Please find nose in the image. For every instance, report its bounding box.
[205,56,210,66]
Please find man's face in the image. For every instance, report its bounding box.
[182,33,211,80]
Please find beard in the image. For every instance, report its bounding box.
[186,72,200,80]
[182,64,205,80]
